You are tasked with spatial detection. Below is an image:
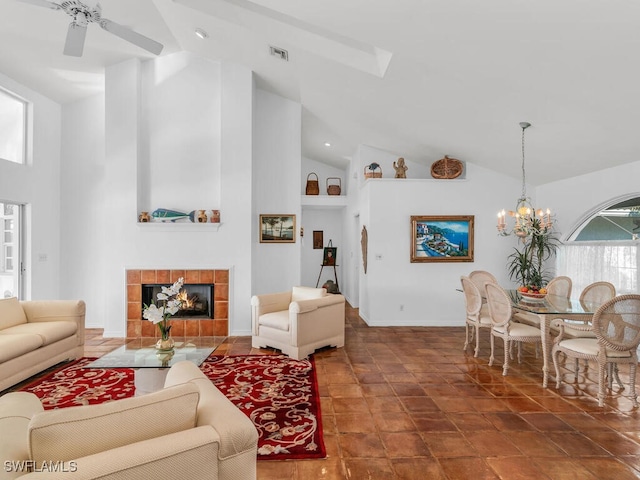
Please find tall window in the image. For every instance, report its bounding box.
[0,203,22,298]
[0,88,27,164]
[557,197,640,295]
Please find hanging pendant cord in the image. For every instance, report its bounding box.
[521,125,527,199]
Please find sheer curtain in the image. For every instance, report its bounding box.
[556,243,638,295]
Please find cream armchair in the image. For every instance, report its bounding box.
[0,361,258,480]
[251,286,345,360]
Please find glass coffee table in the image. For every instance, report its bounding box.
[87,336,226,395]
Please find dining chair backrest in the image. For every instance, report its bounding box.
[485,283,512,327]
[592,294,640,352]
[460,276,482,317]
[546,276,572,298]
[469,270,498,295]
[579,281,616,309]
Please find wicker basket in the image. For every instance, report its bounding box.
[327,177,341,195]
[430,155,463,179]
[305,172,319,195]
[364,163,382,179]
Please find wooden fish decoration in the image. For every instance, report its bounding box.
[151,208,197,222]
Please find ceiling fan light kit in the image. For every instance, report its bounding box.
[17,0,164,57]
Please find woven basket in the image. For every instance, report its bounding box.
[364,163,382,179]
[430,155,463,179]
[305,172,319,195]
[327,177,341,195]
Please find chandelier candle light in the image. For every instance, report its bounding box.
[497,122,553,238]
[143,277,184,351]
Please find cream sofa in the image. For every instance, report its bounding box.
[0,360,258,479]
[0,298,85,392]
[251,286,346,360]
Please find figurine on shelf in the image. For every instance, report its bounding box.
[393,157,408,178]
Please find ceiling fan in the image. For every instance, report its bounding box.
[16,0,163,57]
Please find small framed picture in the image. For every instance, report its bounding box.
[410,215,474,262]
[313,231,323,249]
[323,247,337,266]
[259,214,296,243]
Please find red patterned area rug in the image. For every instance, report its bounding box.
[16,355,325,461]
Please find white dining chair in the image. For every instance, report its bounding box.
[553,294,640,407]
[486,283,542,376]
[461,276,492,357]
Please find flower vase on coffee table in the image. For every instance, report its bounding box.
[143,277,184,352]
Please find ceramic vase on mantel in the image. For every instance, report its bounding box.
[197,210,208,223]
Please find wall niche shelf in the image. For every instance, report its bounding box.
[136,222,223,232]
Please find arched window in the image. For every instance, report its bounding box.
[571,197,640,241]
[556,195,640,295]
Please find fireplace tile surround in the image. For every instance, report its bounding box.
[126,269,229,338]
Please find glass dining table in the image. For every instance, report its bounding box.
[506,290,601,387]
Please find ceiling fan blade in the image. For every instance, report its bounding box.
[99,18,164,55]
[14,0,60,9]
[63,22,87,57]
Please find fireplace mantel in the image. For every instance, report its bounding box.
[126,269,228,338]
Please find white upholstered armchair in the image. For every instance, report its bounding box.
[251,286,345,360]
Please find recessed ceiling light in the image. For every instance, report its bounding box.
[324,142,331,147]
[195,28,209,39]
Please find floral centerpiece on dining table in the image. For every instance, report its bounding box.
[143,277,184,350]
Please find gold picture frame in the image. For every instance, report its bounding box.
[259,214,296,243]
[410,215,474,263]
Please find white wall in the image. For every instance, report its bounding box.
[59,55,255,335]
[0,72,61,300]
[8,54,596,332]
[354,145,522,326]
[251,89,302,295]
[60,93,106,323]
[140,53,221,212]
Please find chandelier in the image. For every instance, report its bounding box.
[497,122,553,238]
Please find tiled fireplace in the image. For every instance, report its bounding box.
[126,269,229,338]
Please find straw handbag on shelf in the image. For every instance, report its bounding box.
[327,177,341,195]
[305,172,320,195]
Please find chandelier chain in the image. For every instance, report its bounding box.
[497,121,553,238]
[521,125,527,199]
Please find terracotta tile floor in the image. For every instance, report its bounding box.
[82,304,640,479]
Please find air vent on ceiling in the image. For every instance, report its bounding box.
[269,46,289,61]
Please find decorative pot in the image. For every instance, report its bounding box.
[197,210,208,223]
[155,336,175,351]
[138,211,150,222]
[211,210,220,223]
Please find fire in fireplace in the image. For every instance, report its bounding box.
[142,283,214,319]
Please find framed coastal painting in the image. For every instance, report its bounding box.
[259,214,296,243]
[410,215,474,263]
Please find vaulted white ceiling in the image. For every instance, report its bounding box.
[2,0,639,185]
